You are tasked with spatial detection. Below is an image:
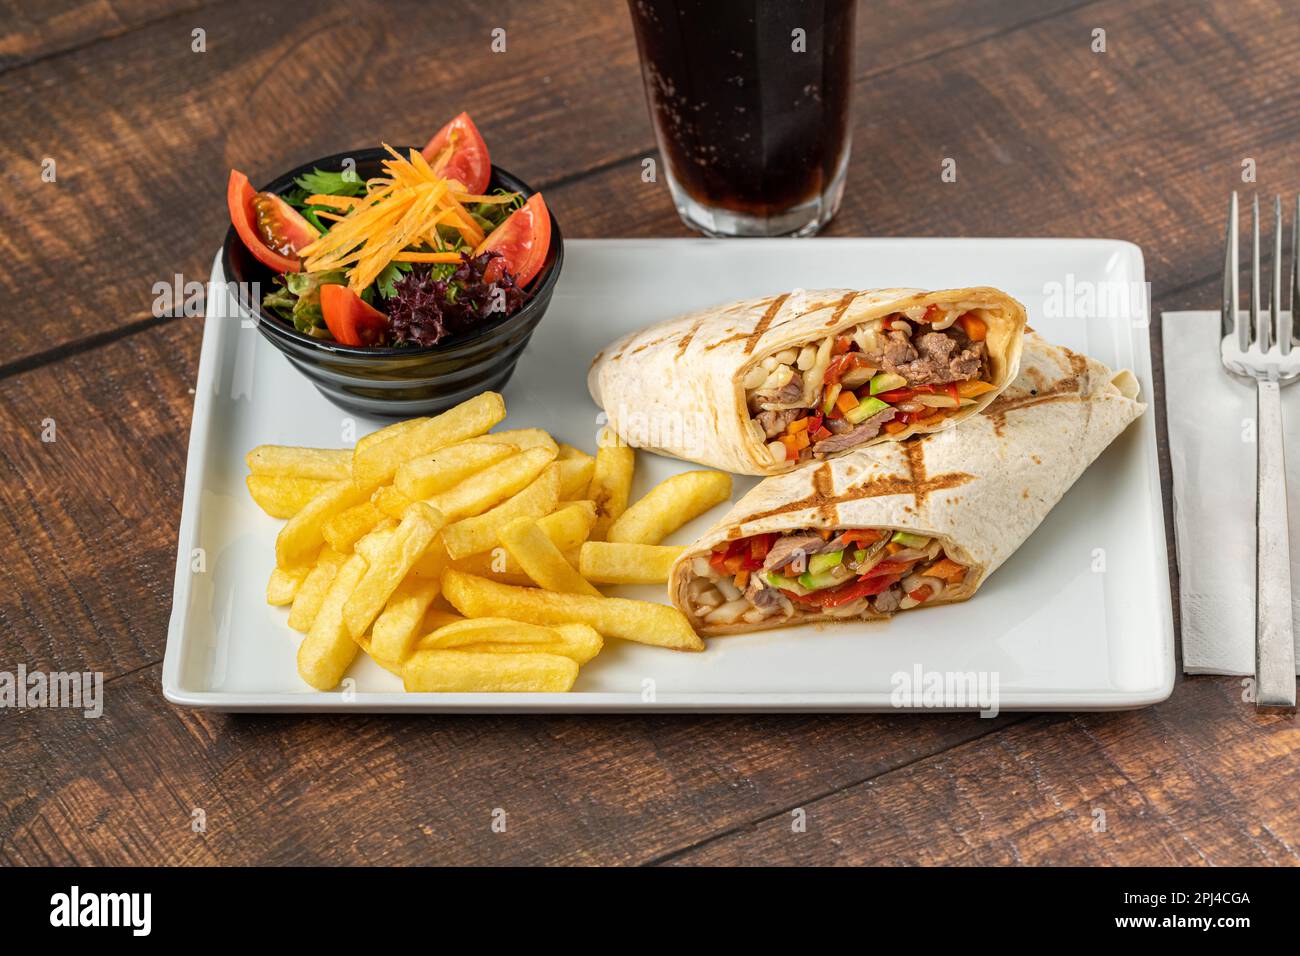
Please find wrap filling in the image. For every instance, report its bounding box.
[686,527,969,626]
[745,304,996,464]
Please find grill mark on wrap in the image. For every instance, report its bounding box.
[736,445,974,527]
[985,349,1088,435]
[742,293,790,354]
[675,319,703,358]
[824,290,859,326]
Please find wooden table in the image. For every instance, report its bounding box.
[2,0,1297,867]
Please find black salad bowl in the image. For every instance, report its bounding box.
[221,147,564,417]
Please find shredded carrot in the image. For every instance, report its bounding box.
[792,429,811,451]
[835,390,859,414]
[453,192,513,204]
[786,417,810,435]
[883,421,908,434]
[925,558,967,583]
[391,251,467,264]
[734,569,750,590]
[306,194,364,209]
[294,142,518,293]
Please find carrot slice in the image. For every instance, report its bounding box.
[958,313,988,341]
[925,558,967,582]
[956,380,998,398]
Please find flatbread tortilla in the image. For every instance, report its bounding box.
[669,332,1145,634]
[589,287,1027,476]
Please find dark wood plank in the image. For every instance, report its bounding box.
[0,0,1094,369]
[661,681,1300,865]
[0,0,201,71]
[0,665,1022,866]
[0,318,199,678]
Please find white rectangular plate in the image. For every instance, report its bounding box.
[164,238,1174,712]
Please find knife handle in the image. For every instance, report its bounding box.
[1255,378,1296,711]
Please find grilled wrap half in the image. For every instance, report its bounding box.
[588,287,1027,476]
[669,332,1144,634]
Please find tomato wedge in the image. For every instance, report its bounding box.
[320,285,389,347]
[228,170,306,273]
[474,192,551,287]
[421,112,491,194]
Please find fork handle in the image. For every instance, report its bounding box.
[1256,379,1296,711]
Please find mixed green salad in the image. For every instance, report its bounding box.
[227,112,552,348]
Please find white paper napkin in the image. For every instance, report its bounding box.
[1163,310,1300,674]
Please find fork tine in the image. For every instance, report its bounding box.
[1252,194,1265,350]
[1223,191,1240,343]
[1290,195,1299,352]
[1275,196,1289,355]
[1274,195,1284,356]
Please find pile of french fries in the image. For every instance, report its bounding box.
[247,391,733,692]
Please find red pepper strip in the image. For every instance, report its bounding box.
[908,586,934,603]
[749,533,774,563]
[860,559,915,580]
[832,335,853,356]
[840,529,885,547]
[875,388,914,403]
[811,426,833,442]
[823,354,853,387]
[813,575,902,607]
[806,413,824,434]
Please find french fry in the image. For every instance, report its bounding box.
[353,519,399,564]
[419,606,464,636]
[499,516,601,595]
[355,417,427,454]
[246,445,352,480]
[276,479,372,569]
[369,576,442,665]
[298,553,368,690]
[557,456,596,500]
[373,484,415,519]
[267,564,311,605]
[288,548,348,632]
[421,617,561,649]
[440,463,560,559]
[352,633,404,678]
[430,446,556,525]
[451,501,597,581]
[402,649,579,692]
[588,428,635,540]
[556,443,591,461]
[579,541,685,585]
[466,428,558,455]
[443,570,704,651]
[351,392,505,487]
[454,623,603,664]
[246,475,341,518]
[394,441,518,499]
[321,500,384,553]
[343,502,445,639]
[607,470,732,545]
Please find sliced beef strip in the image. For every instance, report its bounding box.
[890,331,985,386]
[860,328,917,370]
[762,533,831,572]
[811,408,896,456]
[873,587,902,614]
[756,407,802,438]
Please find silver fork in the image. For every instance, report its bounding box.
[1221,192,1299,711]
